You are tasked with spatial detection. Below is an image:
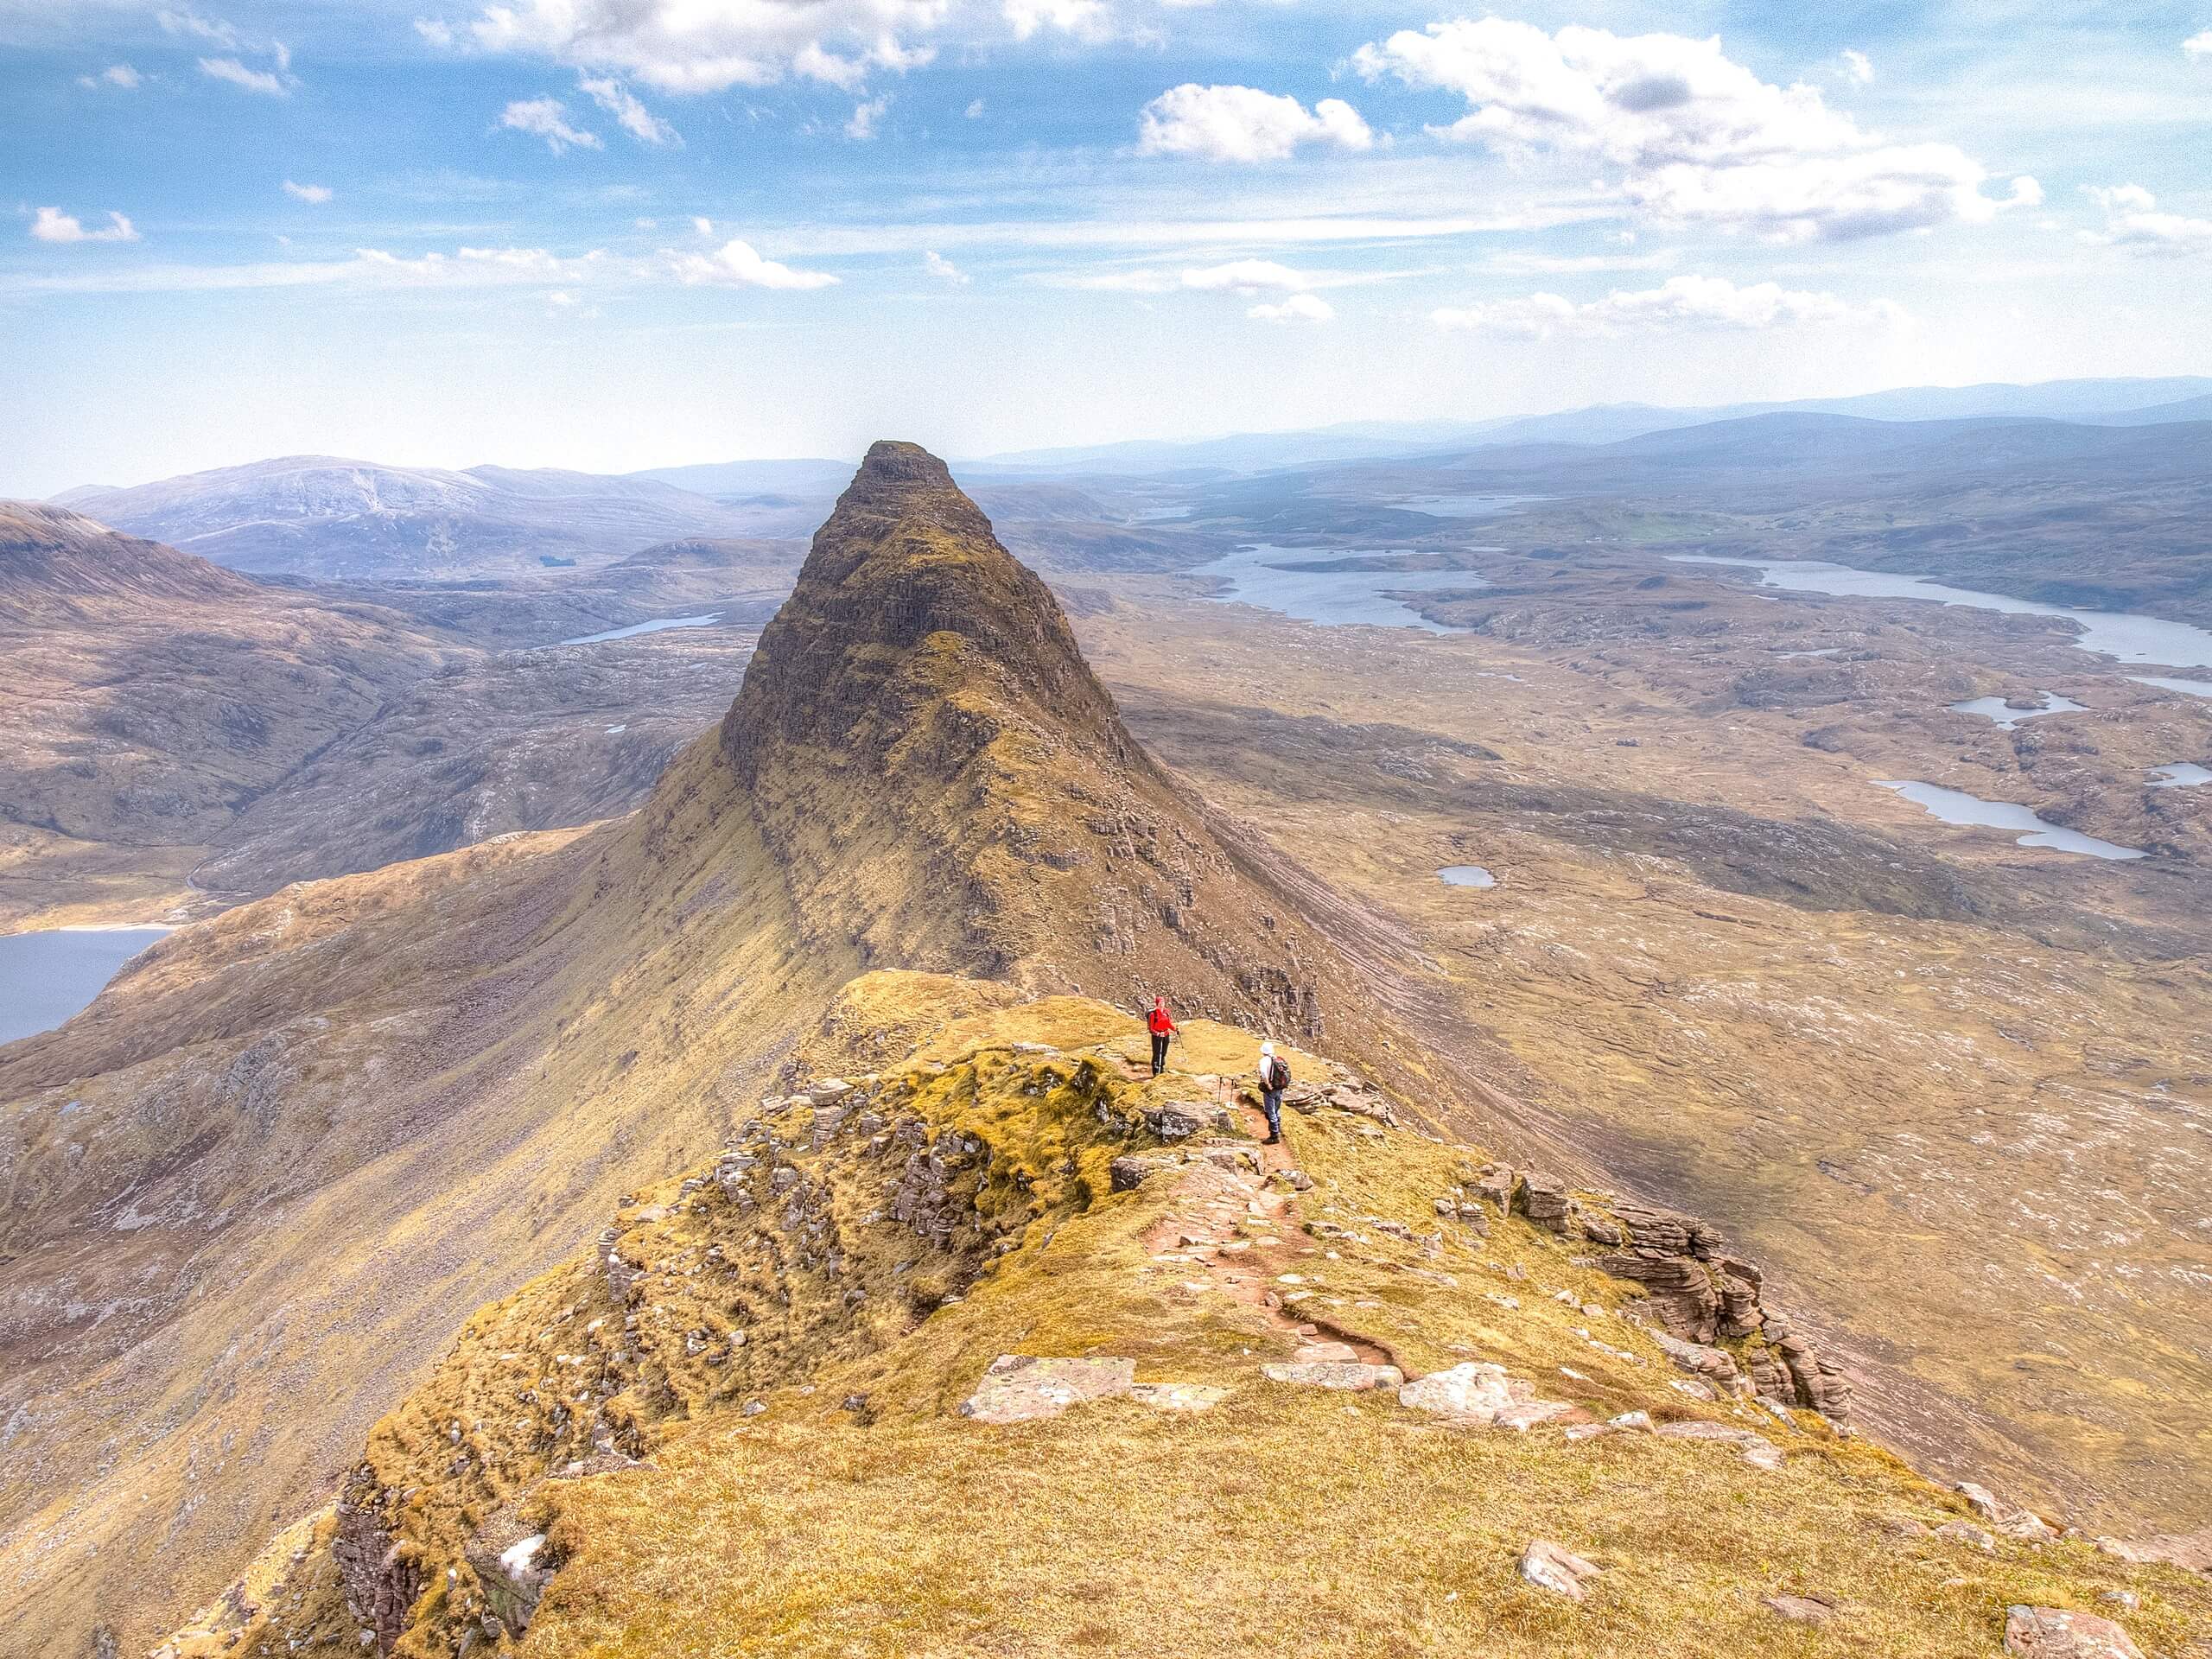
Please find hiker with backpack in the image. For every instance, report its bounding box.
[1146,995,1177,1077]
[1256,1040,1289,1145]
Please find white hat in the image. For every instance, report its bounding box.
[1259,1040,1275,1057]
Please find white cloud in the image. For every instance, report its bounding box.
[965,97,986,118]
[1432,273,1904,336]
[501,96,602,152]
[691,215,714,237]
[0,242,622,295]
[199,55,290,95]
[1487,249,1677,275]
[283,180,334,203]
[2186,30,2212,58]
[845,93,891,139]
[78,64,143,90]
[923,249,969,283]
[1180,258,1310,293]
[357,245,607,282]
[29,207,141,245]
[459,0,947,94]
[662,238,839,289]
[1005,0,1111,42]
[580,75,678,144]
[2082,184,2212,255]
[1249,292,1333,323]
[1355,20,2025,241]
[1137,83,1374,163]
[415,17,456,48]
[158,9,241,48]
[1840,48,1872,85]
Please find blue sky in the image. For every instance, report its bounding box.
[2,0,2208,494]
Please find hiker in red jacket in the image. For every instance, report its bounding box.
[1146,995,1177,1077]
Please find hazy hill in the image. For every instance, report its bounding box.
[1208,413,2212,626]
[55,456,753,580]
[0,509,783,929]
[0,503,458,925]
[979,376,2212,474]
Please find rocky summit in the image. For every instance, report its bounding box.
[4,448,2206,1659]
[710,439,1403,1041]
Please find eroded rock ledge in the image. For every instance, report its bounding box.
[1497,1167,1853,1424]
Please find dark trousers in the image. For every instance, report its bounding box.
[1149,1032,1169,1075]
[1262,1089,1283,1138]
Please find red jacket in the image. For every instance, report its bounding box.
[1147,1003,1176,1034]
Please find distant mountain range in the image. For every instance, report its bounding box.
[54,456,758,580]
[973,375,2212,474]
[48,377,2212,579]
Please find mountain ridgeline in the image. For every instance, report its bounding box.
[1,442,1517,1656]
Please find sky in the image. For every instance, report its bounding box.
[2,0,2209,494]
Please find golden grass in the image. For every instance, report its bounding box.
[184,988,2209,1659]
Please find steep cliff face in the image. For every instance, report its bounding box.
[703,441,1417,1041]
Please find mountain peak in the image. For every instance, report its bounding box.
[855,438,957,489]
[721,441,1122,784]
[696,445,1378,1030]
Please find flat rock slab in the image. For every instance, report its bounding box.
[961,1355,1136,1424]
[1262,1360,1404,1391]
[1400,1363,1576,1432]
[2004,1606,2145,1659]
[1654,1418,1783,1469]
[1521,1539,1602,1600]
[1130,1382,1230,1413]
[1765,1594,1838,1626]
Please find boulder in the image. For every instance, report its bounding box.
[1516,1173,1576,1234]
[1933,1521,1996,1553]
[1261,1360,1403,1390]
[1109,1154,1174,1192]
[1715,1272,1762,1339]
[1573,1207,1625,1247]
[1653,1419,1783,1470]
[1611,1199,1694,1254]
[2003,1606,2144,1659]
[1519,1540,1602,1600]
[461,1508,556,1639]
[1959,1481,2059,1541]
[1129,1382,1230,1413]
[1653,1329,1741,1388]
[1764,1595,1837,1627]
[1143,1101,1217,1141]
[1601,1250,1719,1344]
[1399,1363,1574,1431]
[960,1355,1136,1424]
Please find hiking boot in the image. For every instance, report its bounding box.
[1263,1134,1281,1146]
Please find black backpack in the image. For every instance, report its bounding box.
[1268,1056,1291,1092]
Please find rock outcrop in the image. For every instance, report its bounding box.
[1496,1167,1854,1423]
